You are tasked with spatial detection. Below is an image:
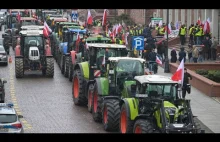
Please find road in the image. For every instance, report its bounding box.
[0,26,106,133]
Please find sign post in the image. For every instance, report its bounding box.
[132,36,144,57]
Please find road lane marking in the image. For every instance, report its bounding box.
[9,64,33,131]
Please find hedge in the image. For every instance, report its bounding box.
[195,69,220,83]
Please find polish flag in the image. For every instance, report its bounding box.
[171,59,185,85]
[156,56,162,65]
[43,21,52,38]
[117,23,122,34]
[102,9,107,26]
[17,11,21,22]
[203,18,211,34]
[87,10,93,25]
[197,17,201,25]
[159,20,163,27]
[44,21,52,33]
[164,23,171,34]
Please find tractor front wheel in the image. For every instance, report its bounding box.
[120,103,134,133]
[72,69,86,105]
[15,58,24,78]
[92,84,102,122]
[102,99,120,132]
[64,56,70,78]
[133,119,157,133]
[46,58,54,77]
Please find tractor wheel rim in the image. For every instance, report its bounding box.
[103,106,107,124]
[93,91,98,113]
[120,109,127,133]
[88,90,92,109]
[134,126,142,133]
[73,76,79,98]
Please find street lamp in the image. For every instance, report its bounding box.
[164,9,170,73]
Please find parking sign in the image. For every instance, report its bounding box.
[132,36,144,50]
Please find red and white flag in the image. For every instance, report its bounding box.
[17,11,21,22]
[85,42,89,49]
[43,21,52,38]
[102,9,107,26]
[197,17,201,25]
[156,56,162,65]
[87,10,93,25]
[171,59,184,85]
[76,32,81,49]
[117,23,122,34]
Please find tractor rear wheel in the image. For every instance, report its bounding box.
[64,56,69,78]
[193,117,201,133]
[120,103,134,133]
[87,84,94,113]
[61,55,65,74]
[133,119,157,133]
[102,99,120,132]
[68,56,73,82]
[92,84,102,122]
[46,58,54,77]
[15,58,24,78]
[72,69,86,105]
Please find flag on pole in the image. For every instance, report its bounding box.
[87,10,93,25]
[171,59,185,86]
[156,56,162,65]
[102,9,107,26]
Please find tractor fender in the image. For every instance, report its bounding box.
[70,51,77,65]
[15,45,20,56]
[103,96,120,103]
[45,44,52,56]
[120,98,139,121]
[94,77,109,96]
[74,62,89,80]
[134,114,150,122]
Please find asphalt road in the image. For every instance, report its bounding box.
[0,24,213,133]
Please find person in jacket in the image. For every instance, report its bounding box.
[202,36,212,60]
[182,68,192,99]
[178,47,186,63]
[170,48,177,63]
[192,45,199,63]
[179,25,187,45]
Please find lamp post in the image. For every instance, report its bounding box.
[164,9,170,73]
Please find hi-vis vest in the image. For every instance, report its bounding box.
[129,30,134,35]
[159,27,165,35]
[189,27,194,35]
[180,27,186,35]
[195,28,203,36]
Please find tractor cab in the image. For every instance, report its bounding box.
[20,25,44,31]
[42,10,58,20]
[86,35,111,44]
[125,75,202,133]
[56,22,80,40]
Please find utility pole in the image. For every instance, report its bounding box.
[164,9,170,73]
[115,9,117,23]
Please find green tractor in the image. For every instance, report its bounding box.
[119,75,202,133]
[73,43,146,131]
[66,35,112,82]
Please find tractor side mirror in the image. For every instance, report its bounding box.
[3,80,7,84]
[2,33,8,38]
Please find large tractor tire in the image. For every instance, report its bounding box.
[120,103,134,133]
[64,56,70,78]
[92,84,102,122]
[72,69,86,105]
[15,58,24,78]
[46,58,54,77]
[102,99,120,132]
[193,117,202,133]
[87,84,94,113]
[68,56,73,82]
[133,119,158,133]
[61,55,65,74]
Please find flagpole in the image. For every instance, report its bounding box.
[164,9,170,73]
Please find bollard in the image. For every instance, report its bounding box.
[9,56,12,63]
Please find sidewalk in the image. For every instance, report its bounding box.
[157,66,220,133]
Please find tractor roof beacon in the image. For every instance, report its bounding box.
[119,74,203,133]
[14,29,54,78]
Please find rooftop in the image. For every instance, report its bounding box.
[134,75,180,84]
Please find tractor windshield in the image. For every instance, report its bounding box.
[24,36,43,47]
[116,60,144,76]
[144,84,177,98]
[22,20,37,26]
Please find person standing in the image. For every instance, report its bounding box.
[182,68,192,99]
[211,37,218,60]
[178,47,186,63]
[170,48,177,63]
[179,25,187,45]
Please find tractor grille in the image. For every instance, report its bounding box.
[31,50,38,57]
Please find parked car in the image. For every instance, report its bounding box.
[0,43,8,65]
[0,11,6,30]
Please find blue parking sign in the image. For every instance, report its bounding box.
[132,36,144,50]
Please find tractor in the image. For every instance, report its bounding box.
[50,25,81,60]
[119,75,202,133]
[67,35,112,82]
[73,44,143,131]
[14,29,54,78]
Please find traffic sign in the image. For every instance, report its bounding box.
[132,36,144,50]
[71,10,78,21]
